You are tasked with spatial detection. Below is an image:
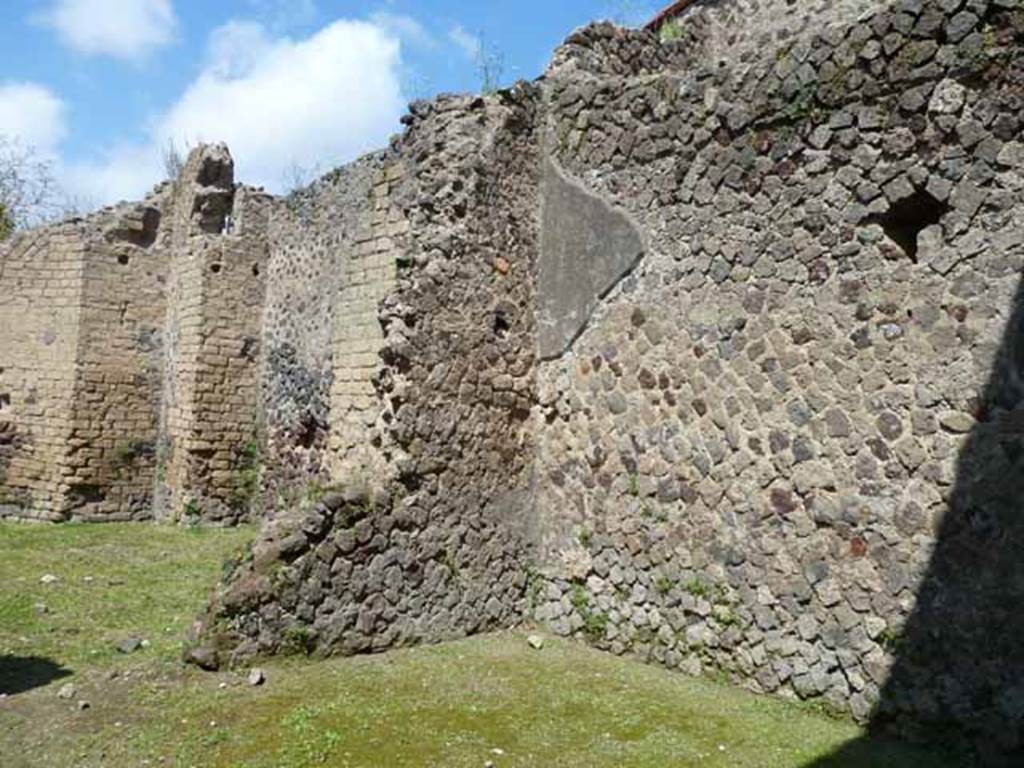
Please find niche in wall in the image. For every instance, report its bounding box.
[872,189,948,261]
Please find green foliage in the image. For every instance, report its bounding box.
[111,439,153,480]
[570,582,590,613]
[877,626,904,653]
[0,201,12,240]
[582,610,609,643]
[183,499,202,526]
[627,474,640,497]
[570,582,609,643]
[641,502,668,523]
[683,577,712,600]
[577,527,592,549]
[659,19,684,42]
[713,605,739,628]
[654,576,675,596]
[281,625,318,656]
[439,547,461,582]
[231,440,262,510]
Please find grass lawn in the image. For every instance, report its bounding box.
[0,522,958,767]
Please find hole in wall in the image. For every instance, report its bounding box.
[0,393,10,411]
[117,253,130,266]
[296,415,320,449]
[67,484,105,507]
[252,264,261,277]
[210,263,223,274]
[493,309,510,338]
[871,189,948,261]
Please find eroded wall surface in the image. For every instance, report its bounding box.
[193,91,542,664]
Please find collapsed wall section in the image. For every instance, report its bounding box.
[533,0,1024,752]
[191,90,542,666]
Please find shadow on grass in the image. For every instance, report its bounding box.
[0,655,72,695]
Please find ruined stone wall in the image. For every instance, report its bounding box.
[67,200,169,521]
[327,159,406,483]
[258,151,403,502]
[3,0,1022,754]
[156,148,270,525]
[192,1,1024,754]
[193,90,542,666]
[533,0,1024,753]
[660,0,876,67]
[0,226,84,520]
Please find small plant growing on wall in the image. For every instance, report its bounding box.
[183,499,202,527]
[659,19,684,42]
[231,440,262,511]
[281,625,317,656]
[111,439,154,481]
[627,474,640,497]
[684,577,712,600]
[570,582,609,643]
[439,547,462,583]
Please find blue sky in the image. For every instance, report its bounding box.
[0,0,662,206]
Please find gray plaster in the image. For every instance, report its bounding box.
[537,159,643,360]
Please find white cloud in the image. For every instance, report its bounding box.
[448,25,480,59]
[40,0,178,60]
[0,83,68,154]
[370,12,435,50]
[67,18,406,204]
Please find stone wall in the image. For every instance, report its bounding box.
[658,0,876,68]
[66,199,169,521]
[3,0,1023,756]
[191,0,1024,756]
[0,146,270,524]
[191,90,542,665]
[156,147,271,525]
[0,225,84,520]
[532,0,1024,755]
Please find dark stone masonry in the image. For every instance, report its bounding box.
[3,0,1024,761]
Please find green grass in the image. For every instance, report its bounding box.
[0,523,958,767]
[0,521,255,668]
